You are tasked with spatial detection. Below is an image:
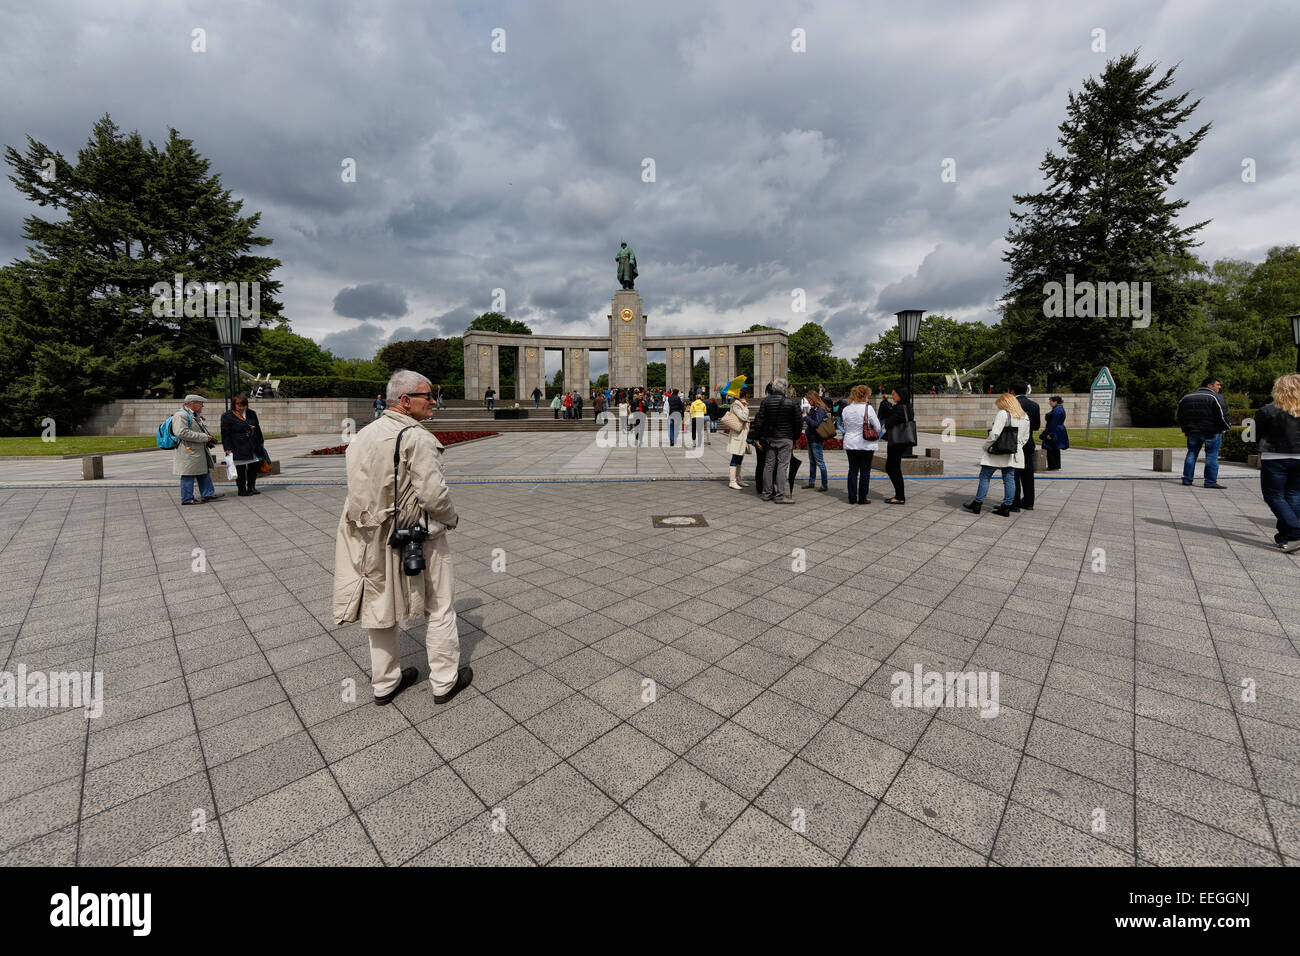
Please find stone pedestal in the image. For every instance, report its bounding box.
[82,456,104,480]
[608,290,646,389]
[1152,449,1173,472]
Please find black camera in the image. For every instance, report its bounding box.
[388,525,428,576]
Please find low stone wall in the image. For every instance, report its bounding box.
[81,398,375,436]
[910,393,1128,430]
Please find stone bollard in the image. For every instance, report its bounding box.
[1247,454,1261,469]
[82,455,104,480]
[1035,449,1047,470]
[1152,449,1173,472]
[925,448,942,459]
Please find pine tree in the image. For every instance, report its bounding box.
[1001,52,1211,392]
[0,115,282,434]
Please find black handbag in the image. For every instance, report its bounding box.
[987,417,1021,455]
[887,405,917,445]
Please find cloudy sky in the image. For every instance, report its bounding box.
[2,0,1297,374]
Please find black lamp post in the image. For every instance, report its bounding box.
[1291,313,1300,374]
[895,309,923,459]
[894,308,925,403]
[213,310,242,413]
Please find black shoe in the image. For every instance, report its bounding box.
[237,490,249,496]
[248,489,261,495]
[1181,481,1194,486]
[375,667,418,705]
[1204,484,1227,490]
[802,483,816,489]
[962,501,982,514]
[1010,505,1021,512]
[1021,504,1034,511]
[181,500,199,506]
[886,497,905,505]
[817,485,828,492]
[434,666,474,704]
[201,493,225,501]
[992,504,1013,517]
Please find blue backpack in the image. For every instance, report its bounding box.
[156,412,183,450]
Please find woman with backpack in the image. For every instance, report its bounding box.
[841,385,881,504]
[220,392,267,497]
[962,392,1030,516]
[879,386,915,504]
[802,390,833,492]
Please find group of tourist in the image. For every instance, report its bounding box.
[157,363,1299,711]
[167,392,267,503]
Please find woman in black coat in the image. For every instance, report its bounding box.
[220,393,267,496]
[879,387,913,504]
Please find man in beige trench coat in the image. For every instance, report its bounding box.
[332,370,472,705]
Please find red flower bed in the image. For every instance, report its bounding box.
[309,431,497,455]
[794,435,843,450]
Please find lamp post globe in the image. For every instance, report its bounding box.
[213,312,243,412]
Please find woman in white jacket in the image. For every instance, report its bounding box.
[725,390,752,489]
[840,384,882,504]
[963,392,1029,516]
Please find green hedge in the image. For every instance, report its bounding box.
[1220,427,1253,463]
[276,377,388,398]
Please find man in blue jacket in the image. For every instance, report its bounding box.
[1176,376,1231,489]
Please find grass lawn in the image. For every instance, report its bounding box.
[0,435,288,456]
[923,427,1186,449]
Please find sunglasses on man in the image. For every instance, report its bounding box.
[404,392,434,400]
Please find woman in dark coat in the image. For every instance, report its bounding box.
[1040,395,1070,471]
[879,387,913,504]
[220,393,267,496]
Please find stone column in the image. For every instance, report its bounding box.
[711,344,731,395]
[464,342,478,398]
[490,345,501,399]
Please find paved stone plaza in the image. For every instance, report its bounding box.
[0,432,1296,866]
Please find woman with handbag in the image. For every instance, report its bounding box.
[879,387,915,504]
[802,391,834,492]
[220,392,267,497]
[722,391,751,489]
[1041,395,1069,470]
[841,385,881,504]
[963,392,1029,516]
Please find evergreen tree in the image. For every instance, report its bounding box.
[1001,52,1211,393]
[0,115,281,433]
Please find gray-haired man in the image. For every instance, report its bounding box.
[332,370,472,705]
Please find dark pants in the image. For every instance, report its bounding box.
[885,444,906,500]
[1045,444,1061,470]
[1013,440,1035,508]
[1261,458,1300,543]
[235,462,258,494]
[846,449,873,502]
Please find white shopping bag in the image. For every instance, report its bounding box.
[222,453,237,480]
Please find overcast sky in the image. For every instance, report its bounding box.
[2,0,1297,371]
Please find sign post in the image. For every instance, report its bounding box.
[1086,366,1116,445]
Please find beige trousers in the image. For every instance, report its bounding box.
[367,536,460,697]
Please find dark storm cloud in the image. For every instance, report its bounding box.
[318,322,388,359]
[332,283,409,320]
[1,0,1295,360]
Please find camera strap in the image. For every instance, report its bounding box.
[391,425,427,533]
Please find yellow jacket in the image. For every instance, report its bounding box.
[688,398,707,419]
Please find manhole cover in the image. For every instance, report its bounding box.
[651,514,709,528]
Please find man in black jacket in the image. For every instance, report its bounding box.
[1011,381,1040,511]
[750,377,801,504]
[1176,376,1231,489]
[667,389,685,446]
